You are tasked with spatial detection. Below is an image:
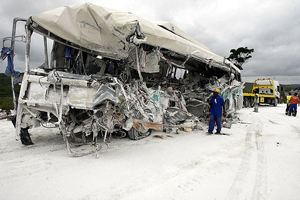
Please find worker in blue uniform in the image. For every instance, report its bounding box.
[208,88,226,134]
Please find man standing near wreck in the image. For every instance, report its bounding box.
[208,88,226,134]
[288,93,299,116]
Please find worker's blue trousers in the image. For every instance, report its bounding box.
[289,104,297,113]
[208,114,222,133]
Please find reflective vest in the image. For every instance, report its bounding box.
[286,95,291,103]
[290,95,299,104]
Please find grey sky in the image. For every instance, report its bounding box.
[0,0,299,84]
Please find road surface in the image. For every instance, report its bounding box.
[0,104,299,200]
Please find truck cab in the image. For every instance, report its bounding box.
[244,78,280,107]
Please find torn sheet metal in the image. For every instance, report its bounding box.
[128,47,161,73]
[94,85,119,106]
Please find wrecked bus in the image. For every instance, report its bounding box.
[1,3,244,156]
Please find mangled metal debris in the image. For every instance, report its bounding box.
[2,3,244,156]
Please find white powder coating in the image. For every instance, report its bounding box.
[0,104,299,199]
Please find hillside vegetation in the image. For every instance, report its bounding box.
[0,73,20,111]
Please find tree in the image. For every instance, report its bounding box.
[227,47,254,70]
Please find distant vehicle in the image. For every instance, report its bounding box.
[243,78,281,107]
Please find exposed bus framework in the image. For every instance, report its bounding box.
[1,3,244,156]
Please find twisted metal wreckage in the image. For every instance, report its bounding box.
[1,3,244,156]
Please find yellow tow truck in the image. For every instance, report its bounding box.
[243,78,281,107]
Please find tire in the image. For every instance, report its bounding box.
[127,127,152,140]
[274,98,278,107]
[250,97,255,107]
[243,97,249,108]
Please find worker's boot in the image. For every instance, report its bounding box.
[288,111,291,116]
[294,112,297,117]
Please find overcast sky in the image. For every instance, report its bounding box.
[0,0,299,84]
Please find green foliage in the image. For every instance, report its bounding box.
[0,73,20,111]
[0,96,14,111]
[243,88,252,93]
[227,47,254,70]
[280,90,287,103]
[284,86,294,92]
